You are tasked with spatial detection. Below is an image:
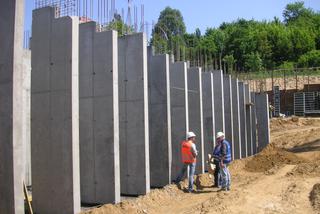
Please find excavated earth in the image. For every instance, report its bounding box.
[82,117,320,214]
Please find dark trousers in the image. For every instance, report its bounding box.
[214,160,221,187]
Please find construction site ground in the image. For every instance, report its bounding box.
[83,117,320,214]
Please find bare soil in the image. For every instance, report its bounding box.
[82,117,320,214]
[247,76,320,92]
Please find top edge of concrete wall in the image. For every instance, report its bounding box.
[119,32,146,39]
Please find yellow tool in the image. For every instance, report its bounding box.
[23,182,33,214]
[206,154,216,178]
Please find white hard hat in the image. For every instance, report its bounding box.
[216,131,225,139]
[187,131,196,139]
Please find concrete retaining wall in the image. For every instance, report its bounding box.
[118,33,150,195]
[231,78,241,160]
[255,93,270,152]
[201,72,214,167]
[212,70,225,134]
[188,67,204,174]
[31,7,80,213]
[0,0,25,213]
[79,22,120,204]
[148,50,172,187]
[223,75,234,158]
[245,84,252,156]
[238,82,247,158]
[170,62,188,180]
[251,92,257,154]
[23,50,31,187]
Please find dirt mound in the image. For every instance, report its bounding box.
[310,183,320,212]
[245,144,305,172]
[270,117,320,133]
[195,173,213,190]
[84,185,183,214]
[287,160,320,177]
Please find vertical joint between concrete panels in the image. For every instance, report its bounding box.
[112,30,121,203]
[211,73,216,148]
[184,63,189,136]
[143,33,150,192]
[166,55,172,182]
[199,69,204,173]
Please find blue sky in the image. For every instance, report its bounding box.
[24,0,320,34]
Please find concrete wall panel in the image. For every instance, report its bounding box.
[31,7,80,213]
[0,0,25,213]
[251,92,257,154]
[255,93,270,152]
[148,51,171,187]
[201,72,214,168]
[170,62,188,180]
[118,33,150,195]
[223,75,234,158]
[238,82,247,158]
[23,50,31,187]
[188,67,204,174]
[245,84,252,156]
[231,78,241,160]
[79,22,120,204]
[212,70,225,134]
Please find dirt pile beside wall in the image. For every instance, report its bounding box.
[244,144,306,172]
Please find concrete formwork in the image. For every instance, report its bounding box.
[0,0,25,213]
[251,92,257,154]
[118,33,150,195]
[31,7,80,213]
[201,72,215,167]
[238,82,247,158]
[23,50,31,187]
[223,75,234,159]
[148,50,172,187]
[212,70,225,134]
[188,67,204,174]
[255,93,270,152]
[170,62,188,181]
[244,84,253,156]
[79,22,120,204]
[231,78,241,160]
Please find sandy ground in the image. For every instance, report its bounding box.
[82,117,320,214]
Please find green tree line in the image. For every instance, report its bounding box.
[151,1,320,73]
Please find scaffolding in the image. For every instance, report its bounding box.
[35,0,78,17]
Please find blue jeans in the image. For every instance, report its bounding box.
[220,163,231,189]
[176,162,196,191]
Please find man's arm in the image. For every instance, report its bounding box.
[220,142,226,163]
[191,144,198,157]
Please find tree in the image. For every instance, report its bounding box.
[150,2,320,72]
[245,52,263,72]
[151,7,186,55]
[289,27,315,61]
[205,28,226,69]
[105,13,133,36]
[283,1,313,24]
[298,50,320,68]
[223,54,236,73]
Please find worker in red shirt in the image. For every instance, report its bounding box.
[174,131,198,193]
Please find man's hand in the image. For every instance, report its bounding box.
[220,162,225,168]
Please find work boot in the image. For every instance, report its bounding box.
[188,189,197,193]
[218,187,228,192]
